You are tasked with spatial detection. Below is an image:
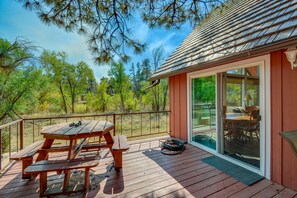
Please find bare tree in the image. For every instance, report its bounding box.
[151,46,168,111]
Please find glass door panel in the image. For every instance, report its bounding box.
[192,75,216,150]
[222,66,261,168]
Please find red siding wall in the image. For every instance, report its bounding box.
[168,50,297,191]
[271,50,297,191]
[169,73,188,141]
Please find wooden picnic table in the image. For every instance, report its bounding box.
[35,120,115,191]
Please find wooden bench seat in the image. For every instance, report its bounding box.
[111,135,130,169]
[24,156,99,197]
[40,142,109,153]
[10,140,44,179]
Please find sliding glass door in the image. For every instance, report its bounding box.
[190,65,262,170]
[191,75,216,150]
[222,66,261,168]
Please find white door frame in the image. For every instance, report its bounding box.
[187,54,271,178]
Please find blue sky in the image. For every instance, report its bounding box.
[0,0,192,81]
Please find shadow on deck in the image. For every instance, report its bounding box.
[0,137,296,198]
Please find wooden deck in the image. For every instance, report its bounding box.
[0,137,296,198]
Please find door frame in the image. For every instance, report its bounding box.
[187,54,271,178]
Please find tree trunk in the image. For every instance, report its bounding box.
[120,93,125,112]
[71,92,75,114]
[58,84,68,114]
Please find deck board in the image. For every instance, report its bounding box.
[0,137,296,198]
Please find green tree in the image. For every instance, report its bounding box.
[41,51,95,114]
[87,79,111,112]
[41,50,69,114]
[19,0,224,63]
[129,63,137,94]
[0,38,37,71]
[0,38,40,121]
[64,61,95,113]
[108,61,138,112]
[0,67,41,120]
[141,58,151,81]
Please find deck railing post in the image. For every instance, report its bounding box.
[113,113,116,136]
[20,120,24,150]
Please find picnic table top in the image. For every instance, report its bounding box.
[41,120,114,140]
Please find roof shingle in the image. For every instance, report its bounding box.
[152,0,297,80]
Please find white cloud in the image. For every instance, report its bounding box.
[91,65,110,81]
[149,32,176,52]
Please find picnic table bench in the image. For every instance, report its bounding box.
[112,135,130,169]
[37,135,130,170]
[10,140,44,179]
[24,155,99,197]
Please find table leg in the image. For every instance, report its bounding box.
[84,168,90,191]
[67,139,77,159]
[103,132,114,145]
[36,139,54,162]
[63,140,76,192]
[104,131,115,157]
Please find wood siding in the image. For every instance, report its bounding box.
[271,50,297,191]
[168,50,297,191]
[169,74,188,141]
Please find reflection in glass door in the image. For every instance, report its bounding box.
[222,66,261,168]
[191,75,216,150]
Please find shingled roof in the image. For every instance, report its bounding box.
[151,0,297,81]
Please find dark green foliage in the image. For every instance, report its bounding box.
[192,76,216,104]
[40,50,96,114]
[0,38,41,120]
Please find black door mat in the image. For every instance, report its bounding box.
[201,156,264,186]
